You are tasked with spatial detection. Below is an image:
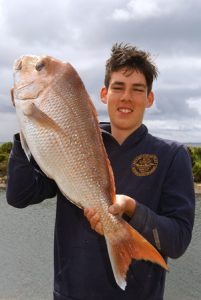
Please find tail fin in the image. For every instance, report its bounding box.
[105,220,168,290]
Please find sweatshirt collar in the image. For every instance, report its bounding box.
[100,123,148,147]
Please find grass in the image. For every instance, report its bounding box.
[0,142,200,183]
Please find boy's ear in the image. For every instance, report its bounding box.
[100,87,108,104]
[146,91,154,108]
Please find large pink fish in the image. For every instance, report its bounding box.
[11,55,168,290]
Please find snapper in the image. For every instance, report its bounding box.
[11,55,168,290]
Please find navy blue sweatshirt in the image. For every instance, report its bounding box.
[6,124,195,300]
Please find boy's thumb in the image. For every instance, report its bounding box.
[109,204,120,215]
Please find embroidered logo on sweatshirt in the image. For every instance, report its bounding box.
[131,154,158,176]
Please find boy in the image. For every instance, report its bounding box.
[7,43,195,300]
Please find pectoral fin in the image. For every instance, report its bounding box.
[22,102,62,132]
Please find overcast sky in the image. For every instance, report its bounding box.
[0,0,201,143]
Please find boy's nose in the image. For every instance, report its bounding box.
[120,89,132,101]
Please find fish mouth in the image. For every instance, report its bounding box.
[14,81,42,100]
[15,81,35,91]
[14,59,22,71]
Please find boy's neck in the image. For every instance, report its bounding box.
[111,125,139,145]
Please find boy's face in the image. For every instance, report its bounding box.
[100,68,154,136]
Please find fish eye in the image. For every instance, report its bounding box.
[36,61,45,71]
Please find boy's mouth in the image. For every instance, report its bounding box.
[117,107,133,113]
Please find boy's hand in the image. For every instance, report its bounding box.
[84,195,136,235]
[84,208,104,235]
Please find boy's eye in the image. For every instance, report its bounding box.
[133,88,144,92]
[112,86,123,90]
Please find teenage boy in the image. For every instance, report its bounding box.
[7,43,195,300]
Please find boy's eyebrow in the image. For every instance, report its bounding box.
[111,81,146,88]
[111,81,124,86]
[132,83,146,89]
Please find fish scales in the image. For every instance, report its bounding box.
[12,55,168,290]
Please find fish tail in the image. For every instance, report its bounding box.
[105,220,168,290]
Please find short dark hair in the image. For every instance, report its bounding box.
[104,43,158,94]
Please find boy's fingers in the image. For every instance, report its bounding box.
[84,208,104,235]
[90,212,101,230]
[94,223,104,235]
[84,207,95,219]
[109,203,122,215]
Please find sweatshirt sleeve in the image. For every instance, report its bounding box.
[129,145,195,259]
[6,133,57,208]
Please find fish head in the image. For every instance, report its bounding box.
[13,55,68,101]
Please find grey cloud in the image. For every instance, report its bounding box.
[81,1,201,56]
[2,0,70,44]
[2,0,119,46]
[0,112,18,142]
[2,0,201,57]
[150,88,201,118]
[0,103,14,114]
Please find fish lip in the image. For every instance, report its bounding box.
[15,81,35,91]
[14,81,42,100]
[14,59,22,71]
